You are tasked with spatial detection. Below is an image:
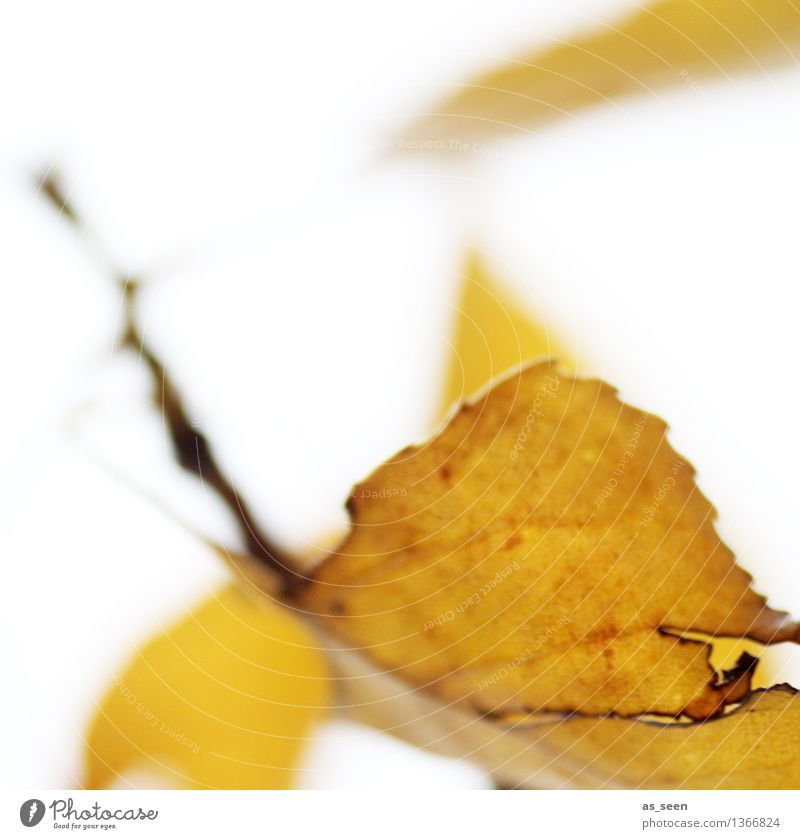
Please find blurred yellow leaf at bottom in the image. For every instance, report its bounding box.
[85,584,329,789]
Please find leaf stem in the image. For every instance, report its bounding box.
[35,170,308,597]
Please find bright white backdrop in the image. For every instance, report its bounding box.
[2,0,799,789]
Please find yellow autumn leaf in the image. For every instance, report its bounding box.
[85,583,328,789]
[439,251,776,691]
[307,362,795,719]
[296,362,800,786]
[403,0,800,148]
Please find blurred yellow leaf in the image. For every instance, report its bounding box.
[85,584,328,789]
[405,0,800,147]
[439,251,574,420]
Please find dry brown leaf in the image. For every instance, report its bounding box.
[403,0,800,148]
[301,363,797,729]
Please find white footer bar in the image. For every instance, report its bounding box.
[3,790,796,838]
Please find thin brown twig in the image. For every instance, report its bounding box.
[35,170,308,597]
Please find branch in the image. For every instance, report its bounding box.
[35,170,308,597]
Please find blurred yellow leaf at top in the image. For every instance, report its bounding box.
[85,584,328,789]
[406,0,800,147]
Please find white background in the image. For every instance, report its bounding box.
[1,0,800,792]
